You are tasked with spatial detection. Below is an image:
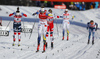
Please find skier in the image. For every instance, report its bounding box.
[0,19,2,26]
[46,9,54,49]
[87,20,98,45]
[32,6,48,53]
[9,7,27,46]
[57,9,73,40]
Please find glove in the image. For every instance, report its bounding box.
[32,13,35,16]
[57,16,59,18]
[21,13,24,15]
[13,12,16,14]
[72,16,74,18]
[95,28,97,31]
[87,27,88,30]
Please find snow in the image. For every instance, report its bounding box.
[0,5,100,59]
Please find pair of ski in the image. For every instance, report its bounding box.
[87,43,94,45]
[36,47,53,53]
[12,43,21,47]
[87,40,94,45]
[36,50,45,53]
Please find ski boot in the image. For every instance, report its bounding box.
[42,50,45,53]
[12,43,15,46]
[67,36,69,41]
[36,44,40,52]
[42,44,46,53]
[36,50,39,52]
[18,44,20,46]
[92,40,94,45]
[87,40,90,44]
[51,42,53,49]
[62,37,64,40]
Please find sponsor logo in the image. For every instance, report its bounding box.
[54,5,66,9]
[0,31,9,36]
[22,28,32,33]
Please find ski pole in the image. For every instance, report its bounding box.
[22,18,26,37]
[5,17,12,30]
[56,18,59,36]
[29,15,37,39]
[54,14,59,36]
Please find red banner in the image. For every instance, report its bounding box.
[33,0,100,2]
[54,5,66,9]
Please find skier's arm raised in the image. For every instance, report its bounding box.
[57,15,63,18]
[9,12,16,17]
[32,10,40,16]
[22,13,27,17]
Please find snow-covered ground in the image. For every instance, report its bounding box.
[0,5,100,59]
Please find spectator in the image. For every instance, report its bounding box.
[75,2,80,10]
[95,2,99,8]
[36,0,41,7]
[80,2,85,10]
[98,4,100,8]
[51,1,54,7]
[90,2,95,9]
[44,1,48,7]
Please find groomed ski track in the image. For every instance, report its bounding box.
[0,5,100,59]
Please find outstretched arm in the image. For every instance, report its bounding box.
[9,12,15,17]
[32,10,39,16]
[57,16,63,18]
[22,13,27,17]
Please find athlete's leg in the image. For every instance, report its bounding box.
[50,22,54,48]
[46,25,49,46]
[13,32,17,42]
[88,29,92,40]
[88,29,92,44]
[92,29,95,44]
[50,22,54,42]
[66,21,70,40]
[37,23,42,51]
[18,32,21,42]
[13,23,17,46]
[92,29,95,41]
[18,23,21,42]
[43,21,47,51]
[62,21,66,40]
[13,23,17,42]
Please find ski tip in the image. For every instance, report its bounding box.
[18,44,21,47]
[42,50,45,53]
[12,43,15,46]
[36,50,39,53]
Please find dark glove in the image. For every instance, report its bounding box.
[95,28,97,31]
[32,13,35,16]
[87,27,88,30]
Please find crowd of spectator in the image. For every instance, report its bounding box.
[35,1,100,10]
[0,0,100,11]
[69,2,100,10]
